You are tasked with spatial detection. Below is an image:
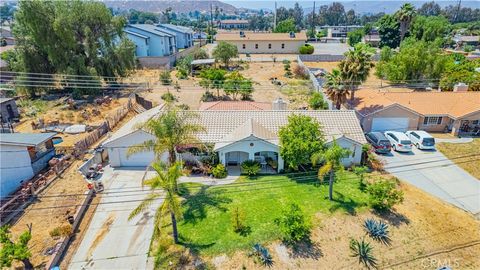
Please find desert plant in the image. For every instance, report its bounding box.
[293,65,309,79]
[161,92,176,103]
[231,206,247,234]
[363,219,391,245]
[49,224,72,239]
[241,160,261,176]
[366,179,404,211]
[212,163,227,178]
[308,92,328,110]
[299,44,314,54]
[275,203,311,244]
[350,238,377,269]
[248,243,273,267]
[159,70,172,85]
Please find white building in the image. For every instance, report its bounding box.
[0,133,56,198]
[102,104,367,172]
[216,31,307,54]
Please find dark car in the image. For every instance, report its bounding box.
[365,132,392,154]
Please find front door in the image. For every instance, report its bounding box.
[6,104,14,120]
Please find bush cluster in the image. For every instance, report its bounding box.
[299,44,314,54]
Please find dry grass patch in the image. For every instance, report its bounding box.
[437,138,480,180]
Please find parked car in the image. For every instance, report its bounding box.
[384,131,413,152]
[406,130,436,150]
[365,132,392,154]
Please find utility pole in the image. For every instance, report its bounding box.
[273,1,277,31]
[454,0,462,23]
[210,3,213,31]
[311,1,316,39]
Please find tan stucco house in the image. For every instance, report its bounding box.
[216,31,307,54]
[351,90,480,136]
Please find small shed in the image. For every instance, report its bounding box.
[191,58,216,75]
[0,97,20,123]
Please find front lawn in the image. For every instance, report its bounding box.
[437,138,480,180]
[177,171,370,255]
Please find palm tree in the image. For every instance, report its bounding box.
[339,43,375,103]
[396,3,416,41]
[324,69,349,110]
[129,161,183,243]
[128,107,205,165]
[311,140,351,201]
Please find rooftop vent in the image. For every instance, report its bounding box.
[240,31,245,38]
[289,32,296,38]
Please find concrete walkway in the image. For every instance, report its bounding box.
[69,167,161,269]
[380,148,480,216]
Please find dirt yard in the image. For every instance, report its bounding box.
[14,97,130,147]
[138,61,311,110]
[209,181,480,269]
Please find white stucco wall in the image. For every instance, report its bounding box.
[325,137,362,167]
[226,40,306,54]
[0,144,34,199]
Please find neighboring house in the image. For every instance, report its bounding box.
[216,31,307,54]
[0,133,56,199]
[0,98,19,123]
[453,35,480,47]
[217,19,249,29]
[0,26,15,46]
[351,90,480,136]
[124,24,177,57]
[316,25,363,39]
[199,101,274,111]
[102,107,367,172]
[158,24,194,49]
[193,32,207,40]
[363,29,381,47]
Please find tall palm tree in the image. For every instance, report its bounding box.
[339,43,375,103]
[324,69,349,110]
[128,107,205,165]
[129,161,183,243]
[311,140,351,201]
[396,3,416,41]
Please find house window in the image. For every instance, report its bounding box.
[242,44,246,49]
[423,116,443,125]
[281,43,285,49]
[255,44,258,49]
[472,120,479,125]
[268,43,272,49]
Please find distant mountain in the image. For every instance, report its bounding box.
[104,0,238,14]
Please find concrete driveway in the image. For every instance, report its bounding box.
[69,167,160,270]
[380,148,480,216]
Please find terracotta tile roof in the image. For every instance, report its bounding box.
[352,90,480,118]
[199,101,272,111]
[216,31,307,41]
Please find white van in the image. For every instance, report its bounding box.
[384,131,413,152]
[406,130,436,150]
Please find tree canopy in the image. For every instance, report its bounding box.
[212,41,238,68]
[377,14,401,49]
[410,15,451,43]
[11,0,136,97]
[274,18,296,33]
[279,114,325,170]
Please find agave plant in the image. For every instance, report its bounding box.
[248,243,274,267]
[350,238,377,269]
[363,219,391,245]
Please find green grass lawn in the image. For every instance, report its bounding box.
[176,171,370,256]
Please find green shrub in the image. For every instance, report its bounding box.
[241,160,261,176]
[231,206,247,234]
[161,92,176,103]
[308,92,328,110]
[200,91,215,102]
[159,70,172,85]
[212,163,227,178]
[299,44,314,54]
[49,224,72,238]
[366,179,404,210]
[275,203,311,244]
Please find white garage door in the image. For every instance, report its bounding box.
[118,148,155,167]
[371,118,409,132]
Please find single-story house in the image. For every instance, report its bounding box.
[0,26,15,45]
[199,101,274,111]
[351,90,480,136]
[157,24,194,49]
[453,35,479,47]
[216,31,307,54]
[124,24,177,57]
[102,107,367,172]
[0,97,20,123]
[0,133,56,199]
[217,19,249,29]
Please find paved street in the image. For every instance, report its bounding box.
[69,167,160,270]
[380,148,480,216]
